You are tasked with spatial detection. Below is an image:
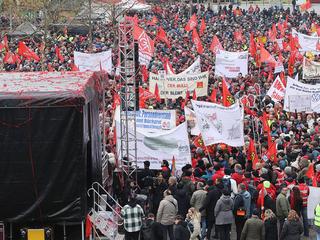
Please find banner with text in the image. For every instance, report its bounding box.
[307,187,320,219]
[292,29,320,53]
[74,50,112,73]
[115,106,176,132]
[284,77,320,112]
[266,76,286,102]
[184,106,200,136]
[215,50,248,78]
[191,100,244,147]
[303,58,320,80]
[116,122,191,169]
[149,71,209,99]
[167,56,201,75]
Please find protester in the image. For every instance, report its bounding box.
[289,186,303,217]
[156,189,178,240]
[240,209,265,240]
[280,210,303,240]
[297,177,310,237]
[174,215,190,240]
[121,195,145,240]
[264,209,278,240]
[276,187,290,233]
[214,189,234,240]
[186,207,201,240]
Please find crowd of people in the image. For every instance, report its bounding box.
[1,1,320,240]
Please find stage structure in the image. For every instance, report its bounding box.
[118,19,139,179]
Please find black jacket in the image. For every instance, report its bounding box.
[174,221,191,240]
[174,188,190,217]
[200,183,223,222]
[265,217,278,240]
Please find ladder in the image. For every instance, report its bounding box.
[87,182,123,240]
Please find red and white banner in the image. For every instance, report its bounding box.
[133,25,155,66]
[74,50,112,73]
[266,76,286,102]
[292,29,320,53]
[215,50,248,78]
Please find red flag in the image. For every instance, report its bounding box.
[71,63,79,71]
[154,83,161,102]
[47,63,54,72]
[279,72,286,86]
[156,27,171,48]
[185,14,197,32]
[17,42,40,62]
[192,90,197,100]
[248,137,259,169]
[234,30,244,42]
[148,16,158,25]
[112,91,121,110]
[192,29,203,54]
[300,0,311,11]
[305,163,317,187]
[85,214,92,238]
[210,35,223,54]
[262,112,270,132]
[210,88,217,103]
[267,130,277,162]
[222,78,234,107]
[55,46,64,62]
[199,18,206,36]
[2,35,8,51]
[140,65,149,82]
[3,51,18,64]
[259,46,277,66]
[288,52,296,77]
[249,32,257,58]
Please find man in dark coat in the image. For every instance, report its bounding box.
[200,178,223,239]
[174,215,190,240]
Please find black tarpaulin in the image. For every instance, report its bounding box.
[0,71,104,223]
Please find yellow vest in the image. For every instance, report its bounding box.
[315,204,320,227]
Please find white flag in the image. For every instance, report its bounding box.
[266,76,286,102]
[191,100,244,147]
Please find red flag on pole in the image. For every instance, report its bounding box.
[259,46,277,66]
[185,14,198,32]
[248,137,259,170]
[222,78,234,107]
[192,29,203,54]
[171,156,176,176]
[17,42,40,62]
[192,90,197,100]
[55,46,64,62]
[199,18,206,36]
[249,32,257,58]
[305,163,317,187]
[3,51,18,64]
[156,27,171,48]
[154,83,161,102]
[210,35,223,54]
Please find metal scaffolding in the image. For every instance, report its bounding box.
[118,19,138,179]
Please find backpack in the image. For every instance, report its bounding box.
[234,194,247,218]
[222,177,232,193]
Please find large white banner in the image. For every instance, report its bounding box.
[307,187,320,219]
[74,50,112,73]
[266,76,286,102]
[116,122,191,169]
[215,50,248,78]
[115,106,176,132]
[149,72,209,99]
[184,106,200,136]
[292,29,320,53]
[191,100,244,147]
[303,58,320,80]
[284,77,320,112]
[167,57,201,75]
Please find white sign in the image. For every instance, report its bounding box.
[167,57,201,75]
[89,210,118,238]
[215,50,248,78]
[74,50,112,73]
[149,72,209,99]
[303,58,320,80]
[292,29,320,53]
[284,77,320,112]
[191,100,244,147]
[184,106,200,136]
[307,187,320,219]
[274,60,285,73]
[266,76,286,102]
[115,106,176,132]
[116,122,191,169]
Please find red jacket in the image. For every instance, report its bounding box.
[212,169,225,183]
[231,172,244,185]
[257,182,276,200]
[298,183,309,207]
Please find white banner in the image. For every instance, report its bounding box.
[74,50,112,73]
[284,77,320,112]
[115,106,176,132]
[116,122,191,169]
[184,106,200,136]
[167,57,201,75]
[266,76,286,102]
[89,210,118,238]
[274,60,285,73]
[303,58,320,80]
[292,29,320,53]
[191,100,244,147]
[307,187,320,219]
[215,50,248,78]
[149,72,209,99]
